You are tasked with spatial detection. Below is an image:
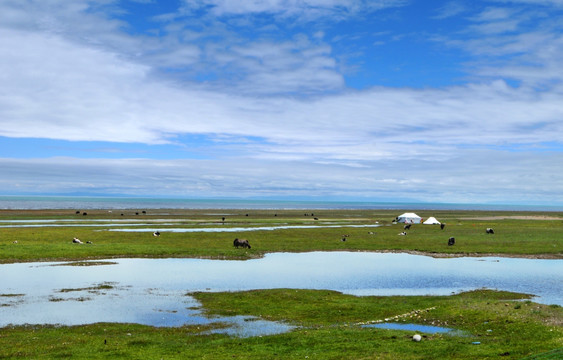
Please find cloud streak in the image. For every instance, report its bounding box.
[1,150,561,204]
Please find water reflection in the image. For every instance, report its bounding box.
[205,316,296,337]
[1,252,561,332]
[363,323,456,334]
[108,224,379,232]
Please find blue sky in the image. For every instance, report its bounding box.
[0,0,562,205]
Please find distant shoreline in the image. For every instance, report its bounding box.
[376,249,562,260]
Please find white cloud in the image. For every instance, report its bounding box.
[493,0,563,6]
[3,27,561,161]
[434,2,563,90]
[207,38,344,94]
[432,1,468,19]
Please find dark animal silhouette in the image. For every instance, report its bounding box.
[486,228,495,234]
[233,238,251,249]
[440,223,445,230]
[448,237,455,246]
[404,224,411,230]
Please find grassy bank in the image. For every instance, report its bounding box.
[0,209,561,263]
[0,289,561,359]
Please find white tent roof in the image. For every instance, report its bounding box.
[423,217,441,225]
[398,212,421,219]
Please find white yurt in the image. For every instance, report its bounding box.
[396,213,422,224]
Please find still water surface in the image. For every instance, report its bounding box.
[1,252,561,330]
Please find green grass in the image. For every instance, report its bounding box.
[0,290,560,359]
[0,209,561,263]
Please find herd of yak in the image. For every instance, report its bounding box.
[401,223,494,246]
[232,225,496,249]
[69,215,495,249]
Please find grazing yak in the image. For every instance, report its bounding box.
[233,238,251,249]
[440,223,445,230]
[448,237,455,246]
[153,231,161,237]
[404,224,411,230]
[486,228,495,234]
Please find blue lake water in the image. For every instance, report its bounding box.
[1,252,561,332]
[363,323,456,334]
[1,195,561,211]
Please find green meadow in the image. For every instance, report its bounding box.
[0,208,561,263]
[0,209,561,359]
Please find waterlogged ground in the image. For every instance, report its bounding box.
[1,252,561,336]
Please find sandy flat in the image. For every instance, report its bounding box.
[461,215,562,221]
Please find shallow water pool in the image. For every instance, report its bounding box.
[1,252,561,331]
[363,323,456,334]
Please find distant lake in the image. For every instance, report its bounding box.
[1,195,561,211]
[1,252,561,329]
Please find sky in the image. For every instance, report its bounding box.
[0,0,562,205]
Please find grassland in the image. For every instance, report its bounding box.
[0,208,561,359]
[0,289,561,359]
[0,208,561,263]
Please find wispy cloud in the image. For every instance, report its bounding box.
[1,150,561,203]
[180,0,408,19]
[432,1,468,19]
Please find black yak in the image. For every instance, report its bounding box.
[233,238,251,249]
